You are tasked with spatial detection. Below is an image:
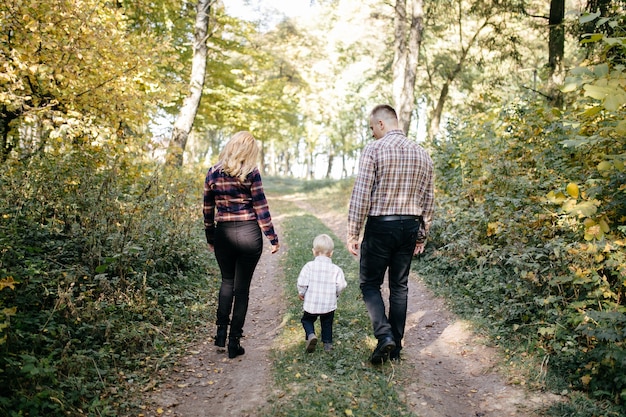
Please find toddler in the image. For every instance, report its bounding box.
[297,234,347,353]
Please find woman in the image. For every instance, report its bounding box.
[203,131,280,359]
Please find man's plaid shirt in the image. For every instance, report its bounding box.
[347,129,434,242]
[203,164,278,245]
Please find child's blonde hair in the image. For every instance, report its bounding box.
[313,234,334,256]
[219,131,260,182]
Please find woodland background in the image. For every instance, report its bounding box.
[1,0,626,416]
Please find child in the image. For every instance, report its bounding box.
[297,234,347,353]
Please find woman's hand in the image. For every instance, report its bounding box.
[271,243,280,254]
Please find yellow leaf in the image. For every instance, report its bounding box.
[487,222,501,237]
[598,161,612,172]
[583,218,596,228]
[566,183,579,199]
[2,307,17,317]
[295,372,301,378]
[581,375,592,386]
[345,410,353,416]
[0,277,19,291]
[157,408,164,414]
[546,190,566,204]
[599,219,610,233]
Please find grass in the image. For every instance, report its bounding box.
[256,195,416,417]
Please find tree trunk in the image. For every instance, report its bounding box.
[429,16,490,138]
[166,0,211,167]
[548,0,565,107]
[326,152,334,179]
[392,0,424,135]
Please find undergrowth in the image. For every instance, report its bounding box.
[0,153,219,416]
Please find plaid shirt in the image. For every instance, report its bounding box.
[203,164,278,245]
[347,129,434,241]
[297,255,347,315]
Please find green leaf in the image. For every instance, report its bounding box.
[580,33,604,44]
[594,63,610,77]
[604,37,626,46]
[564,200,599,217]
[583,84,610,100]
[579,11,601,24]
[603,92,626,112]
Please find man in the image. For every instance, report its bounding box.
[347,104,434,364]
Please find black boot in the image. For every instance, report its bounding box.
[228,336,245,359]
[215,326,227,348]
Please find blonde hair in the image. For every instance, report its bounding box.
[219,131,260,181]
[313,234,334,256]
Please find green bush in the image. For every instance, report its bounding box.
[425,80,625,415]
[0,148,218,415]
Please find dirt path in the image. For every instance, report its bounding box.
[143,220,286,417]
[143,196,559,417]
[287,196,560,417]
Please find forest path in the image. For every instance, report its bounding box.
[142,194,560,417]
[142,218,286,417]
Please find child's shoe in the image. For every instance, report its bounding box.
[324,342,333,352]
[305,334,318,353]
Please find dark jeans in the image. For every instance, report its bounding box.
[359,216,421,348]
[214,221,263,338]
[301,310,335,343]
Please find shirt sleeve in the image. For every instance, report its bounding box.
[347,146,375,241]
[336,267,347,296]
[250,169,279,245]
[420,154,435,236]
[203,168,216,244]
[297,263,311,295]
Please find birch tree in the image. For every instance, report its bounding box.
[167,0,212,167]
[392,0,424,134]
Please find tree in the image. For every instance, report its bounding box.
[392,0,425,134]
[548,0,565,106]
[166,0,212,167]
[0,0,170,163]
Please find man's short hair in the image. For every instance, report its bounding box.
[370,104,398,122]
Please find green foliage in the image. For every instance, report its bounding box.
[0,143,218,415]
[422,12,626,414]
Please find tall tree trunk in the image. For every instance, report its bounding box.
[548,0,565,107]
[392,0,424,135]
[166,0,211,167]
[326,152,334,179]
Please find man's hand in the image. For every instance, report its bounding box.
[347,237,360,256]
[207,243,215,252]
[414,241,425,255]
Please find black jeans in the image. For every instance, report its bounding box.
[301,310,335,343]
[214,221,263,338]
[359,216,421,347]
